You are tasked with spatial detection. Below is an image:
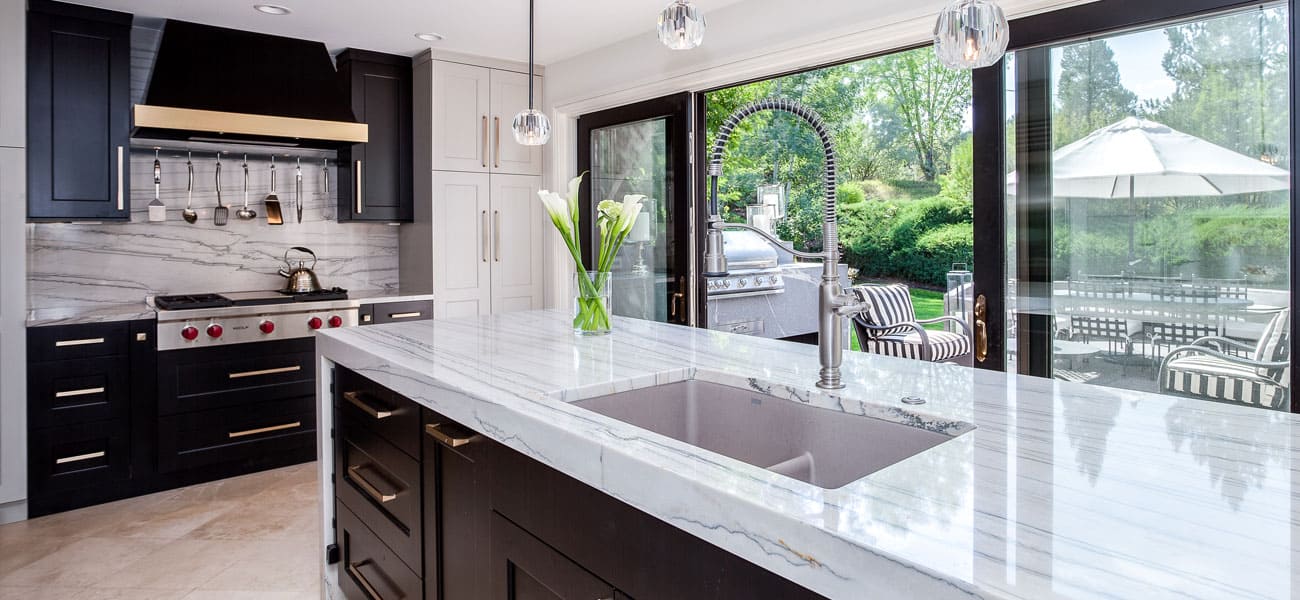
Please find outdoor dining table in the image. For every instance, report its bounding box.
[1052,289,1253,324]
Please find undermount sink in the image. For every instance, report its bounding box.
[573,380,962,489]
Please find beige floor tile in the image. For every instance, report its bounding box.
[181,591,318,600]
[72,588,190,600]
[0,585,87,600]
[95,498,239,541]
[0,533,73,575]
[93,538,245,591]
[0,537,167,588]
[188,500,319,542]
[196,538,320,593]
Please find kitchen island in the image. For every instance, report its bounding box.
[315,310,1298,600]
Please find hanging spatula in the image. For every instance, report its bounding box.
[265,156,284,225]
[148,149,166,222]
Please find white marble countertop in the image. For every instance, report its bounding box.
[316,310,1298,600]
[25,289,433,327]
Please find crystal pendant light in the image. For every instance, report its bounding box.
[934,0,1009,70]
[512,0,550,146]
[658,0,706,50]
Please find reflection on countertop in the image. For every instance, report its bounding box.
[317,309,1300,600]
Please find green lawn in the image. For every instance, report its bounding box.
[850,288,946,352]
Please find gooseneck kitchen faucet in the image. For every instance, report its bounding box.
[703,99,868,390]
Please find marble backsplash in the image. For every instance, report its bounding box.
[28,152,401,311]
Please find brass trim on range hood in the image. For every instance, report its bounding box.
[133,105,368,145]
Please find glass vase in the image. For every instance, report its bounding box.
[573,270,613,336]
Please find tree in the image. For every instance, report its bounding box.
[865,49,971,181]
[1053,40,1137,148]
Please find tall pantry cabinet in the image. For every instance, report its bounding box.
[402,52,545,319]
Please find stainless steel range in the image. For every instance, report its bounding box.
[153,289,359,351]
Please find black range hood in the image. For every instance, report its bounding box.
[133,20,367,148]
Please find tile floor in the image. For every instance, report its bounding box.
[0,462,321,600]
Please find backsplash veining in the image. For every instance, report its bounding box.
[28,153,400,311]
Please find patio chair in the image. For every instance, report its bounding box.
[850,284,972,363]
[1159,309,1291,410]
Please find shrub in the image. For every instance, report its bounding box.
[902,223,974,286]
[838,181,867,205]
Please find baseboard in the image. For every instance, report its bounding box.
[0,498,28,524]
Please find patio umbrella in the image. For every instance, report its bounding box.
[1009,116,1291,262]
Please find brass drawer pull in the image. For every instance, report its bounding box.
[228,365,302,379]
[425,422,477,448]
[55,337,105,347]
[344,391,393,419]
[228,421,301,439]
[348,465,397,504]
[346,560,386,600]
[56,450,105,465]
[55,386,105,399]
[481,115,488,168]
[388,312,422,320]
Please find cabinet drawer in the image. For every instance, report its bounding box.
[337,420,421,572]
[28,418,130,495]
[490,511,619,600]
[336,367,420,458]
[363,300,433,325]
[337,502,421,600]
[28,356,129,428]
[157,396,316,473]
[159,342,315,415]
[28,321,130,362]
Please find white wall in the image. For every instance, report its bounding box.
[0,0,27,524]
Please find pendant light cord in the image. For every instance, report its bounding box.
[528,0,535,110]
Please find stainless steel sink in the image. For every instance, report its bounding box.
[573,380,962,489]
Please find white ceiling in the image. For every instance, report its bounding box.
[68,0,746,64]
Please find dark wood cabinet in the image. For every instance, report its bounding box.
[490,512,620,600]
[337,49,413,223]
[423,411,491,600]
[27,0,132,221]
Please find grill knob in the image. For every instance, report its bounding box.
[328,315,343,328]
[259,320,275,334]
[181,326,199,341]
[737,278,748,288]
[722,280,732,289]
[206,324,223,338]
[308,317,323,330]
[770,275,779,285]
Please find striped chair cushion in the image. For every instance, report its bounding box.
[1163,355,1286,409]
[1252,309,1290,379]
[864,331,972,363]
[852,284,917,339]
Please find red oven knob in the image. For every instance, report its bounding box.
[308,317,323,330]
[328,315,344,328]
[206,324,223,338]
[259,320,275,334]
[181,326,199,341]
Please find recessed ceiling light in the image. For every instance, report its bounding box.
[253,4,292,15]
[414,32,445,42]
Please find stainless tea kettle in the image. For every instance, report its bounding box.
[278,246,323,293]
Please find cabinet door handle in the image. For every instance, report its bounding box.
[346,560,386,600]
[481,210,489,263]
[347,465,398,504]
[493,210,501,262]
[116,146,125,211]
[343,391,392,419]
[56,450,105,465]
[228,421,301,438]
[493,116,501,169]
[228,365,301,379]
[481,115,489,168]
[55,337,105,348]
[425,422,477,448]
[354,160,363,214]
[55,386,105,399]
[388,312,423,320]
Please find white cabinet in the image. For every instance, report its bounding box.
[489,175,543,313]
[429,60,543,176]
[488,70,544,176]
[431,172,492,319]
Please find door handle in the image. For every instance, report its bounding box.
[481,115,489,168]
[347,465,398,504]
[493,210,501,262]
[493,116,501,169]
[481,210,489,263]
[425,422,477,448]
[343,391,393,419]
[354,160,363,214]
[974,294,988,363]
[671,292,684,319]
[116,146,125,211]
[346,560,386,600]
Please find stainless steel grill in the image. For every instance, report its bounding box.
[705,230,785,297]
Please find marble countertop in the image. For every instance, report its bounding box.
[316,310,1299,600]
[26,289,433,327]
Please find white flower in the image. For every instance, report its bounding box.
[538,190,572,237]
[615,195,645,236]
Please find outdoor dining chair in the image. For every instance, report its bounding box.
[850,283,972,364]
[1159,308,1291,411]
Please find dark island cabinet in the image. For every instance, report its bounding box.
[27,0,132,221]
[332,367,827,600]
[337,49,413,223]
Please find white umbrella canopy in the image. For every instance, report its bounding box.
[1009,117,1291,198]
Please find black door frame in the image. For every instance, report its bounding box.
[970,0,1298,407]
[576,93,695,326]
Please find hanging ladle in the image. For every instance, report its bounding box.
[237,154,256,220]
